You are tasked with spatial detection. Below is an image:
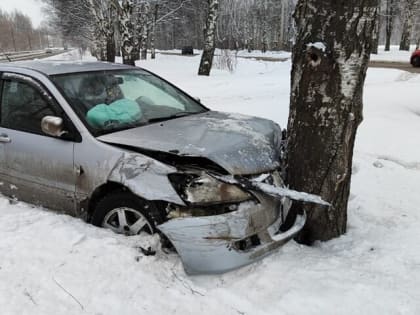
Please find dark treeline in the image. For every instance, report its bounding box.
[39,0,420,65]
[42,0,296,64]
[0,9,50,52]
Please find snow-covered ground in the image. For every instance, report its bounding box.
[1,51,420,315]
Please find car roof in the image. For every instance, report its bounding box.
[0,60,137,76]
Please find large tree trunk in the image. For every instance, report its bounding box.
[286,0,378,244]
[198,0,219,76]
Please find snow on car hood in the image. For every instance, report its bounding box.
[98,111,283,175]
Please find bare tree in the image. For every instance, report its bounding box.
[198,0,219,76]
[286,1,378,244]
[384,0,396,51]
[372,2,382,54]
[88,0,117,62]
[399,0,418,51]
[0,9,47,52]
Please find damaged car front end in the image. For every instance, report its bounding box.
[96,110,314,274]
[160,170,305,274]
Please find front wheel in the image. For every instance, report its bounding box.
[91,192,154,236]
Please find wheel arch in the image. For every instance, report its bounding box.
[86,181,168,225]
[87,181,129,221]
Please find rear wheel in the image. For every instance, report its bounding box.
[91,192,154,235]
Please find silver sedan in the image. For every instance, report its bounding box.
[0,60,310,274]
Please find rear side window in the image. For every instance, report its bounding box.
[0,79,56,134]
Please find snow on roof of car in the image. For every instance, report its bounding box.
[0,60,136,76]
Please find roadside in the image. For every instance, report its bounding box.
[0,49,67,62]
[369,60,420,73]
[159,49,419,73]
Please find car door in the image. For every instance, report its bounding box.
[0,73,77,214]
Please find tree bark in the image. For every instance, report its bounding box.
[151,4,158,59]
[399,0,416,51]
[119,0,136,66]
[371,2,381,54]
[106,34,116,62]
[198,0,219,76]
[384,0,395,51]
[286,0,378,244]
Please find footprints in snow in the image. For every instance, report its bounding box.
[376,155,420,170]
[352,155,420,175]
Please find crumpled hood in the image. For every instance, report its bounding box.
[98,111,283,175]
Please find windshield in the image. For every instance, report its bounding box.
[51,69,207,136]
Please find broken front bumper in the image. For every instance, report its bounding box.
[158,195,306,275]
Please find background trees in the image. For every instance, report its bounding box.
[5,0,420,57]
[42,0,296,61]
[0,9,50,52]
[198,0,219,76]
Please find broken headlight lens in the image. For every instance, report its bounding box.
[169,173,251,205]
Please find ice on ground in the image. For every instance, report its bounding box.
[0,51,420,315]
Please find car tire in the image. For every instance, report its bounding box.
[412,56,420,67]
[91,192,156,236]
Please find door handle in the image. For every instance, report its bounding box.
[0,133,11,143]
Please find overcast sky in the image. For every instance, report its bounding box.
[1,0,45,27]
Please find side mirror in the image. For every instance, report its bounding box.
[41,116,67,137]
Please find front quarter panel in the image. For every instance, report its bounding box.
[107,152,184,205]
[74,138,184,216]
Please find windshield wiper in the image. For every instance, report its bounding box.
[95,121,148,136]
[147,111,202,123]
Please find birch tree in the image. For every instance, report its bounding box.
[88,0,117,62]
[286,0,378,244]
[198,0,219,76]
[116,0,137,65]
[384,0,396,51]
[371,2,382,54]
[399,0,418,51]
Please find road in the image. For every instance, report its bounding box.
[0,50,65,62]
[368,60,420,73]
[4,50,419,73]
[159,51,419,72]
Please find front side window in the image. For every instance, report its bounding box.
[0,79,56,134]
[51,69,207,136]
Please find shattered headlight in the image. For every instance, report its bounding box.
[169,172,252,205]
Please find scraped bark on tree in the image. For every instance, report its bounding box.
[198,0,219,76]
[286,0,378,244]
